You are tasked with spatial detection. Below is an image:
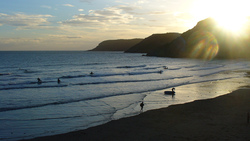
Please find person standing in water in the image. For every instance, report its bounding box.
[57,78,61,84]
[140,101,144,112]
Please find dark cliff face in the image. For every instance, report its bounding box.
[148,18,250,59]
[90,39,143,51]
[125,33,180,53]
[91,18,249,59]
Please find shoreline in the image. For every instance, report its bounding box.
[23,87,250,141]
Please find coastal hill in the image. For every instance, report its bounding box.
[91,18,250,59]
[90,39,143,51]
[125,33,180,53]
[146,18,250,59]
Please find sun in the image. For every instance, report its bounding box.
[191,0,249,33]
[213,14,247,33]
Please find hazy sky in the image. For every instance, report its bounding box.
[0,0,249,51]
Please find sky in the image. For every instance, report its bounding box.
[0,0,249,51]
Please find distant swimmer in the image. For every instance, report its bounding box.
[90,72,94,75]
[140,101,144,111]
[37,78,42,84]
[163,66,168,69]
[57,78,61,84]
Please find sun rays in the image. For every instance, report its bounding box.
[191,0,249,34]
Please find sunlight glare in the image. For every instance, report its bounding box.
[191,0,250,33]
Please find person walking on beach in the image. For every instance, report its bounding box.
[140,101,144,112]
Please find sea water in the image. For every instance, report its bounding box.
[0,51,250,140]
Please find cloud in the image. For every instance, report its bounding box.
[63,4,74,7]
[41,5,52,9]
[0,13,53,29]
[0,34,97,51]
[48,35,83,39]
[78,9,84,12]
[58,4,169,29]
[60,5,136,27]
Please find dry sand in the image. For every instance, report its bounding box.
[23,88,250,141]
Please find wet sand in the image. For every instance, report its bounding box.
[23,88,250,141]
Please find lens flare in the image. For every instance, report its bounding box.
[188,31,219,60]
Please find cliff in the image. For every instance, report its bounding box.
[125,33,180,53]
[147,18,250,59]
[91,17,249,59]
[90,39,143,51]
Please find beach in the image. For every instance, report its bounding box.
[23,87,250,141]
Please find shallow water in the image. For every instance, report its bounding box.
[0,51,250,140]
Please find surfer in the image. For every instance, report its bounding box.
[90,72,94,75]
[57,78,61,84]
[37,78,42,84]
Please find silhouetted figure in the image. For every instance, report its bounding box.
[57,78,61,84]
[37,78,42,84]
[140,101,144,111]
[163,66,168,69]
[164,88,175,95]
[90,72,94,75]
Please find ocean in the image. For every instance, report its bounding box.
[0,51,249,140]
